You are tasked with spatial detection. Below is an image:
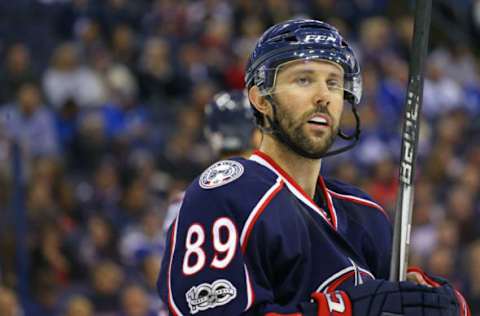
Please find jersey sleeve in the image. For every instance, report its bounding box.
[157,182,252,315]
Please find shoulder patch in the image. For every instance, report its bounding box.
[199,160,244,189]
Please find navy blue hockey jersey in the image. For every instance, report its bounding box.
[157,150,392,315]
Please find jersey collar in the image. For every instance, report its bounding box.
[249,150,338,230]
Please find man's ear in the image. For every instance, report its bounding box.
[248,86,271,117]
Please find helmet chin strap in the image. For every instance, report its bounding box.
[262,95,361,159]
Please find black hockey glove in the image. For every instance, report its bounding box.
[309,279,460,316]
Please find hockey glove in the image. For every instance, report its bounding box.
[310,279,460,316]
[407,267,470,316]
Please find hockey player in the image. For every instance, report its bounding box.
[157,19,470,315]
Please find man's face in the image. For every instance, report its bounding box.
[17,83,41,116]
[268,59,345,157]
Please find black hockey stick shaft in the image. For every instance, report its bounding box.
[389,0,432,282]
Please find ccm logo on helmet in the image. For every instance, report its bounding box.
[302,34,337,44]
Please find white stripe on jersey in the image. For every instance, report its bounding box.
[243,264,254,311]
[327,189,388,218]
[240,176,283,248]
[316,265,375,293]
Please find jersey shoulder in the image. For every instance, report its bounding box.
[323,177,389,220]
[181,157,280,221]
[193,157,277,191]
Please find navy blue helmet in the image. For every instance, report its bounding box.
[245,18,362,105]
[244,18,362,158]
[204,90,255,154]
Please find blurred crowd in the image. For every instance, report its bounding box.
[0,0,479,315]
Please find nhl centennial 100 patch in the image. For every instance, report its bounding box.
[186,279,237,314]
[199,160,244,189]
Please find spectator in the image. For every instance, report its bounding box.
[0,43,38,104]
[435,218,461,251]
[101,64,152,152]
[359,16,394,63]
[364,157,398,212]
[30,223,73,289]
[0,286,22,316]
[119,284,157,316]
[27,270,61,316]
[78,215,120,271]
[136,37,188,102]
[74,18,106,62]
[43,42,106,109]
[423,54,465,119]
[88,260,124,315]
[0,81,59,161]
[89,157,122,219]
[457,163,480,196]
[426,246,456,281]
[140,254,166,313]
[74,110,108,172]
[119,211,164,267]
[110,24,139,70]
[64,295,95,316]
[118,177,151,226]
[410,178,442,260]
[445,185,479,245]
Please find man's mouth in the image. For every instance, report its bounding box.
[307,114,330,127]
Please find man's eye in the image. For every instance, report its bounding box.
[295,77,311,86]
[327,79,343,89]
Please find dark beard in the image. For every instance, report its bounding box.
[275,106,337,158]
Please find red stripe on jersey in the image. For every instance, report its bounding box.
[252,150,335,230]
[253,151,319,209]
[326,271,355,293]
[318,177,337,229]
[241,179,284,253]
[327,189,389,220]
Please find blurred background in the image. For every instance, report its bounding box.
[0,0,479,315]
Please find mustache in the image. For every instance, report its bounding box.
[302,106,331,120]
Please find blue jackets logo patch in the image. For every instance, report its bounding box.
[199,160,244,189]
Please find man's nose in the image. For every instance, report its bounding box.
[312,83,331,107]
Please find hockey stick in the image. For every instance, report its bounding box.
[389,0,432,282]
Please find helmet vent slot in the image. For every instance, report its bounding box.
[268,32,297,43]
